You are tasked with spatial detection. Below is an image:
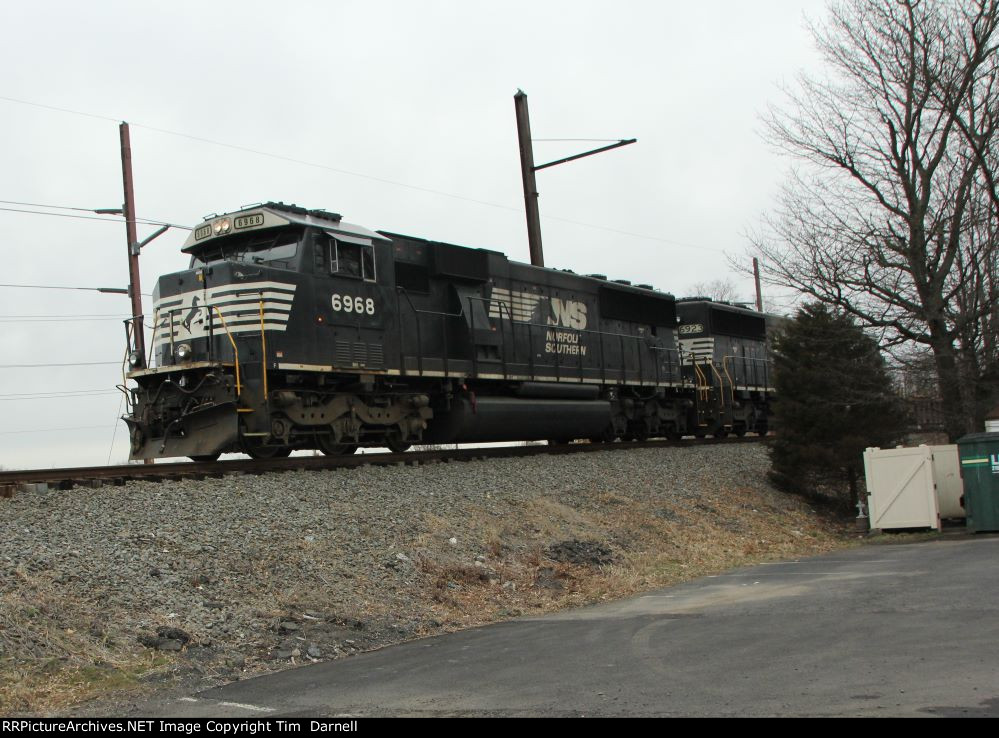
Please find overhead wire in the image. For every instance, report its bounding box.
[0,94,729,255]
[0,283,152,296]
[0,315,130,322]
[0,424,117,436]
[0,202,192,230]
[0,390,119,401]
[0,361,121,368]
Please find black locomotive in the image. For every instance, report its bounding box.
[122,202,774,461]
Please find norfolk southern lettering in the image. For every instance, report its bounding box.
[545,330,587,356]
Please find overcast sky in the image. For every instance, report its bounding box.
[0,0,826,469]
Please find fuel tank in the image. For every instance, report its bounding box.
[423,396,611,443]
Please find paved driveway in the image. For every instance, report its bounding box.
[141,535,999,717]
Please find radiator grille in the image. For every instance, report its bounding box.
[352,342,367,366]
[335,340,351,366]
[333,340,384,368]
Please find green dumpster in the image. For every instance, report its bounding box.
[957,432,999,533]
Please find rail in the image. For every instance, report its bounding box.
[0,435,766,495]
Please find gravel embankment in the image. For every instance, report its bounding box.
[0,443,853,714]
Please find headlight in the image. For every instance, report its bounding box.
[128,350,143,368]
[176,343,193,361]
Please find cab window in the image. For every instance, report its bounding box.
[330,236,376,282]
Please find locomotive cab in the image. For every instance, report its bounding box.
[123,202,421,461]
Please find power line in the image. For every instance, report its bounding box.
[0,203,192,231]
[0,361,121,368]
[107,392,125,465]
[0,312,128,318]
[0,388,119,398]
[0,94,728,255]
[0,424,116,436]
[0,198,191,229]
[0,205,127,224]
[0,198,107,213]
[0,315,129,322]
[0,283,152,296]
[0,391,119,401]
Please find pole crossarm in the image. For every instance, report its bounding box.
[533,138,637,171]
[130,225,170,256]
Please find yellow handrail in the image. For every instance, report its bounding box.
[692,360,709,401]
[721,357,737,402]
[259,297,268,401]
[712,361,733,404]
[212,305,241,396]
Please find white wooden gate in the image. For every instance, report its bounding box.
[863,446,941,530]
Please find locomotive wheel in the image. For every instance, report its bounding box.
[385,433,411,453]
[316,435,359,456]
[319,443,359,456]
[189,453,221,463]
[243,443,292,459]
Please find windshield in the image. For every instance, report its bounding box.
[189,228,302,269]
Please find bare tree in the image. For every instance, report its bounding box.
[748,0,999,440]
[686,278,743,302]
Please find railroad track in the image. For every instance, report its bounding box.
[0,435,766,496]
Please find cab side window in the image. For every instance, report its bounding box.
[330,237,376,282]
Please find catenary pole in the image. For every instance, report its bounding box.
[514,90,545,268]
[514,90,636,269]
[119,122,145,362]
[753,257,764,312]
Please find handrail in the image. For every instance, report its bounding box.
[397,289,687,387]
[472,294,683,385]
[396,287,467,377]
[150,305,243,397]
[710,362,728,400]
[721,360,735,402]
[259,297,268,401]
[211,306,241,396]
[721,355,773,391]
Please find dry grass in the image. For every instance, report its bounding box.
[0,571,173,715]
[407,481,851,632]
[1,461,856,715]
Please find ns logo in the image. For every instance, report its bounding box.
[548,298,588,330]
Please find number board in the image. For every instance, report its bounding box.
[194,224,213,241]
[234,213,265,230]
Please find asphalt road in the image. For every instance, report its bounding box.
[140,534,999,717]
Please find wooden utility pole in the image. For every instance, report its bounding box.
[119,121,146,363]
[753,257,764,312]
[513,90,636,268]
[514,90,545,268]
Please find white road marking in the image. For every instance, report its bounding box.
[218,701,275,713]
[173,696,274,713]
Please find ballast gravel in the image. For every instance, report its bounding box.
[0,443,851,714]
